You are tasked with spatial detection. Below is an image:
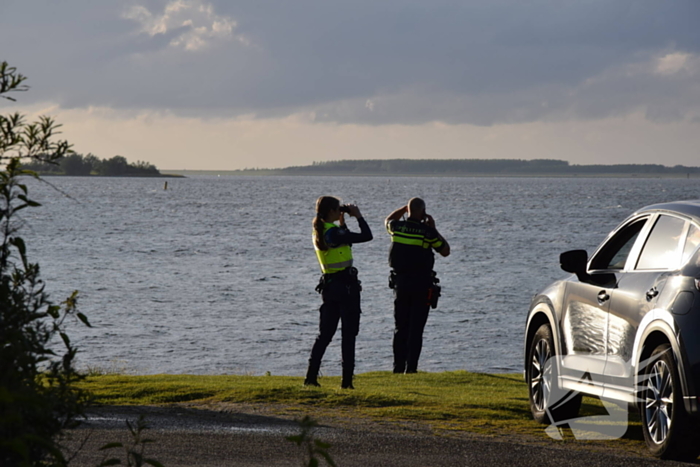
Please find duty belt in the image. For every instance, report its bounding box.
[316,267,359,293]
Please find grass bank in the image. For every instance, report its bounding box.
[78,370,641,444]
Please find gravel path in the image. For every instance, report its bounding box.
[62,405,694,466]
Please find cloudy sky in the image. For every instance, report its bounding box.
[2,0,699,169]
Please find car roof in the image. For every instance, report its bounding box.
[635,199,700,223]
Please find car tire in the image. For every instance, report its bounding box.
[640,343,700,460]
[527,323,581,424]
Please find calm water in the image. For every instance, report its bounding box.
[21,175,700,376]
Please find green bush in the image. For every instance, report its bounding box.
[1,61,90,466]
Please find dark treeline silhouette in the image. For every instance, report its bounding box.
[22,153,162,176]
[236,159,700,176]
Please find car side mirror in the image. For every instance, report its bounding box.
[560,249,588,274]
[560,249,616,286]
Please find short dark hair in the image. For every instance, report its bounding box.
[408,197,425,212]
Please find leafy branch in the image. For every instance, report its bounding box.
[98,415,164,467]
[286,416,336,467]
[0,61,72,164]
[0,61,29,101]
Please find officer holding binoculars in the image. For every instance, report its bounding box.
[305,196,373,389]
[385,197,450,374]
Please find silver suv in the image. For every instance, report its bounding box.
[525,200,700,460]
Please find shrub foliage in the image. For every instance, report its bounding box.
[1,61,90,466]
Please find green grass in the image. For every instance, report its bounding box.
[78,371,643,447]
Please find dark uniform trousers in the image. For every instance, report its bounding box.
[393,272,432,373]
[308,275,361,376]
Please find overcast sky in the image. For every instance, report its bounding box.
[2,0,699,169]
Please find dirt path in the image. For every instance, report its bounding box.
[62,404,691,466]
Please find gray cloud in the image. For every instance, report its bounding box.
[1,0,699,125]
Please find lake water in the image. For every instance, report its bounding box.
[20,175,700,376]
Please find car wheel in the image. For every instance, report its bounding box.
[640,343,700,460]
[527,323,581,424]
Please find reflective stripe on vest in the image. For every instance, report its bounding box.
[389,232,435,249]
[387,222,443,250]
[314,222,354,273]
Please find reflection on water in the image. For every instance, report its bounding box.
[21,176,700,375]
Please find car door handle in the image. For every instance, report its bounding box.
[646,287,659,301]
[597,290,610,304]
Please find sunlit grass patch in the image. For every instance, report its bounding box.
[80,371,532,433]
[78,370,644,449]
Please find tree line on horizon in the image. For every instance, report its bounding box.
[22,153,162,176]
[241,158,700,175]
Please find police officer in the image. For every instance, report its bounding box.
[385,197,450,374]
[305,196,373,389]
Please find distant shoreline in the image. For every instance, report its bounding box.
[38,173,186,178]
[163,158,700,178]
[163,169,700,179]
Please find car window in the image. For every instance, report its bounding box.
[636,215,686,270]
[682,224,700,265]
[590,219,647,270]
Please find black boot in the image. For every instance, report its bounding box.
[341,369,354,389]
[304,360,321,387]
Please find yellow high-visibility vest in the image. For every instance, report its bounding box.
[314,222,353,274]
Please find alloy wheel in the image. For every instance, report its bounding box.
[644,359,674,445]
[531,338,552,413]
